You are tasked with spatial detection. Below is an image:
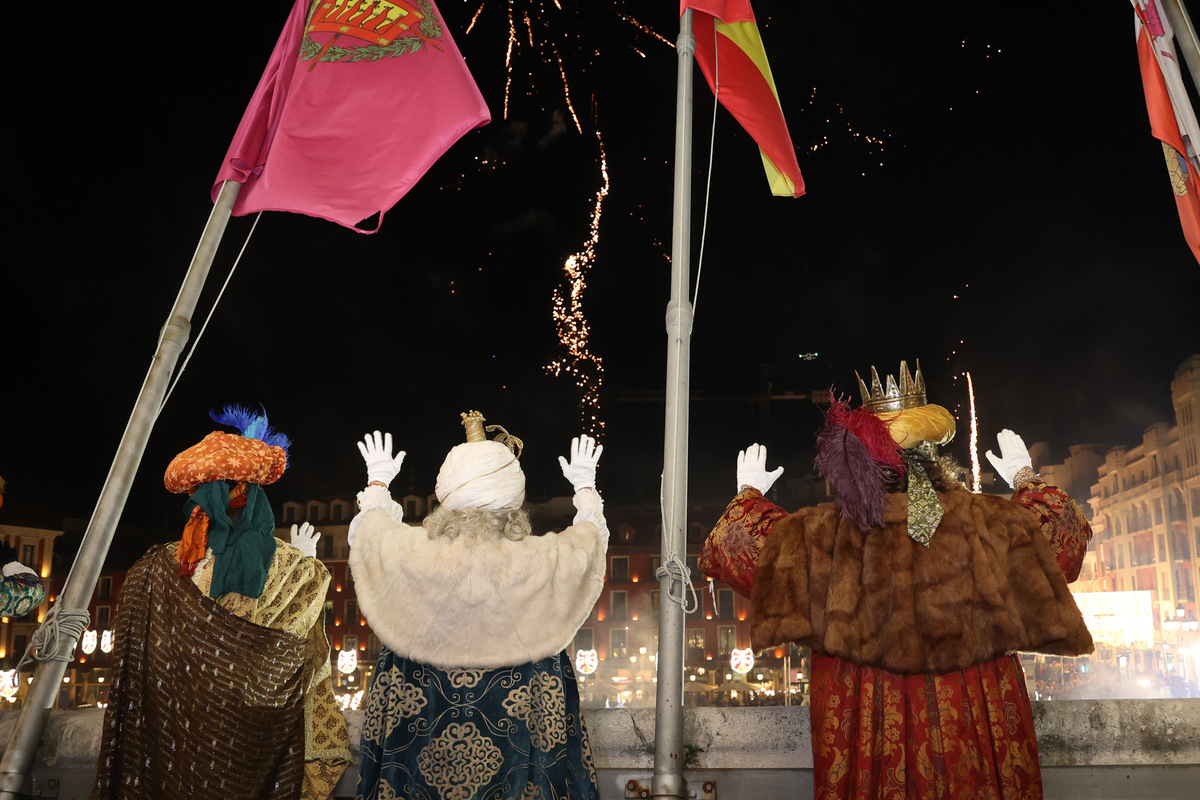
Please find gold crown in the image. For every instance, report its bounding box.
[308,0,425,46]
[460,410,486,442]
[459,410,523,458]
[856,360,927,413]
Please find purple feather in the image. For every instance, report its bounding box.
[814,424,888,532]
[209,404,292,452]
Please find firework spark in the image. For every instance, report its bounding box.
[545,130,610,436]
[967,372,981,493]
[802,88,890,173]
[465,1,667,122]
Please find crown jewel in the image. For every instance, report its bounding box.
[856,360,927,413]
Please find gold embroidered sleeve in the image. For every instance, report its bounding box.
[1012,474,1093,582]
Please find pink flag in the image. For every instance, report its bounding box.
[213,0,491,232]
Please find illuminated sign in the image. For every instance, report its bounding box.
[575,649,598,675]
[731,647,754,674]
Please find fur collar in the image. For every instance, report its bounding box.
[349,509,607,669]
[751,485,1094,674]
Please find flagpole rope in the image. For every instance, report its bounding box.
[691,22,720,318]
[158,211,263,415]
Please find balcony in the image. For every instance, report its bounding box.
[3,700,1197,799]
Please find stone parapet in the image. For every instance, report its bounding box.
[2,700,1197,798]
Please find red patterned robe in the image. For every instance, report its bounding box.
[701,474,1092,800]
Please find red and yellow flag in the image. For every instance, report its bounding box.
[681,0,804,197]
[1133,1,1200,262]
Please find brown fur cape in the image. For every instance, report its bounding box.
[750,484,1094,675]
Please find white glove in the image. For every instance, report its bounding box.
[357,431,406,488]
[558,435,603,492]
[737,443,784,493]
[986,429,1034,489]
[290,522,320,559]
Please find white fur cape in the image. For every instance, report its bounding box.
[349,498,608,669]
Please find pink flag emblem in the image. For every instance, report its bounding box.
[213,0,490,232]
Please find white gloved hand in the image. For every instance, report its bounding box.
[357,431,406,488]
[985,429,1034,489]
[737,443,784,493]
[558,435,603,492]
[290,522,320,559]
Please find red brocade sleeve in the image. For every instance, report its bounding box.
[700,488,789,598]
[1011,469,1092,582]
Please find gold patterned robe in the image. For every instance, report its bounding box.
[702,476,1093,799]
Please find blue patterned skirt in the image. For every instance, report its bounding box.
[356,649,600,800]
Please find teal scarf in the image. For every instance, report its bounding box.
[184,481,276,599]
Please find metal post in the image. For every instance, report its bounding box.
[652,9,694,800]
[1163,0,1200,87]
[0,181,241,798]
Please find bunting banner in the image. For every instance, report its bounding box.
[681,0,804,197]
[213,0,491,232]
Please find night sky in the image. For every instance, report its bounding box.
[4,2,1198,566]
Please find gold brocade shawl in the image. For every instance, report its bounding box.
[750,485,1094,675]
[188,538,351,800]
[92,542,350,800]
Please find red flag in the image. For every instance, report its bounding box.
[214,0,490,232]
[1133,1,1200,261]
[681,0,804,197]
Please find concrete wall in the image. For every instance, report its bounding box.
[3,701,1198,799]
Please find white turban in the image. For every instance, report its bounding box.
[435,440,526,511]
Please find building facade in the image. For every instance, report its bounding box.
[0,522,62,686]
[1087,354,1200,685]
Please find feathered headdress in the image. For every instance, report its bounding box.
[814,394,905,532]
[209,404,293,451]
[165,404,291,593]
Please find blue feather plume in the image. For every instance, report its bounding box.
[209,404,292,451]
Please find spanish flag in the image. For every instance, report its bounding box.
[682,1,804,197]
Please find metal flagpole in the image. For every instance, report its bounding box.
[1162,0,1200,86]
[0,180,241,798]
[652,9,695,800]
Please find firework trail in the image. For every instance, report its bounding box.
[545,129,610,437]
[967,372,981,492]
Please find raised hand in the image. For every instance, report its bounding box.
[290,522,320,559]
[985,429,1033,489]
[357,430,406,488]
[737,443,784,493]
[558,435,603,492]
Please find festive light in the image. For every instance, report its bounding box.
[731,647,754,674]
[100,630,114,654]
[1071,590,1155,650]
[545,129,609,436]
[338,650,358,675]
[81,630,97,655]
[0,669,17,701]
[466,1,666,122]
[575,648,598,675]
[967,372,981,493]
[336,689,365,711]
